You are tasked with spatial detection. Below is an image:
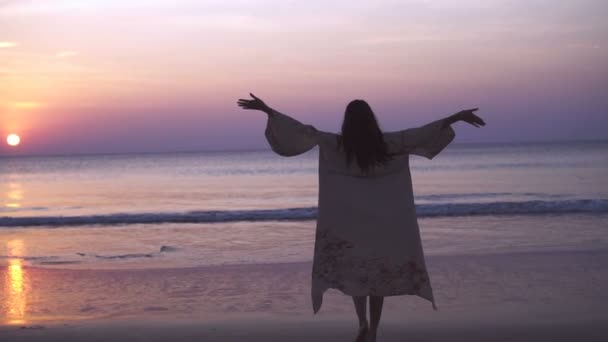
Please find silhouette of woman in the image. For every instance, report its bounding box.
[237,94,485,342]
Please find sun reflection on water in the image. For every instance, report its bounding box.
[3,240,27,324]
[5,182,23,209]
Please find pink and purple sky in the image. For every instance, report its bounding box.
[1,0,606,156]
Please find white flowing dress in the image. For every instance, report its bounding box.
[265,110,455,313]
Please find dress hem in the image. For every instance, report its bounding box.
[311,286,436,314]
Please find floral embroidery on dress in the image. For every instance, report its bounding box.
[312,233,430,296]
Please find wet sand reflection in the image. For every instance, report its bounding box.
[3,240,27,324]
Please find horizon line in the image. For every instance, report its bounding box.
[1,138,606,159]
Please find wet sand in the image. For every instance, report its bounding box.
[1,249,607,341]
[1,316,607,342]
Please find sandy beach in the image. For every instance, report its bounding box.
[2,248,607,341]
[2,315,607,342]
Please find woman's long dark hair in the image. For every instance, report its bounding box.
[338,100,391,173]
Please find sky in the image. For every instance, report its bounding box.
[1,0,607,156]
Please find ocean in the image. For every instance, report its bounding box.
[1,141,607,269]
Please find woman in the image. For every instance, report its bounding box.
[237,94,485,342]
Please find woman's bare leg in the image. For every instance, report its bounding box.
[368,296,384,342]
[352,296,368,342]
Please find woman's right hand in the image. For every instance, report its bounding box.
[237,93,273,115]
[456,108,485,127]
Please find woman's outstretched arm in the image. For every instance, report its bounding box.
[384,108,485,159]
[237,93,319,157]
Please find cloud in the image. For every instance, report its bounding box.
[351,35,446,46]
[169,13,277,32]
[56,50,77,58]
[11,101,45,109]
[0,0,100,16]
[0,41,17,48]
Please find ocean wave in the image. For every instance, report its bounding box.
[1,199,607,227]
[76,252,156,260]
[76,245,178,259]
[0,206,48,213]
[0,245,178,266]
[0,255,58,261]
[415,192,568,201]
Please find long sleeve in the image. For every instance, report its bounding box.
[265,110,319,157]
[384,119,455,159]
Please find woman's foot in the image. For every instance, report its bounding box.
[366,328,377,342]
[355,323,368,342]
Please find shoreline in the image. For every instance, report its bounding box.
[7,245,608,271]
[3,212,608,271]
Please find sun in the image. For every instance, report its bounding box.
[7,134,21,147]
